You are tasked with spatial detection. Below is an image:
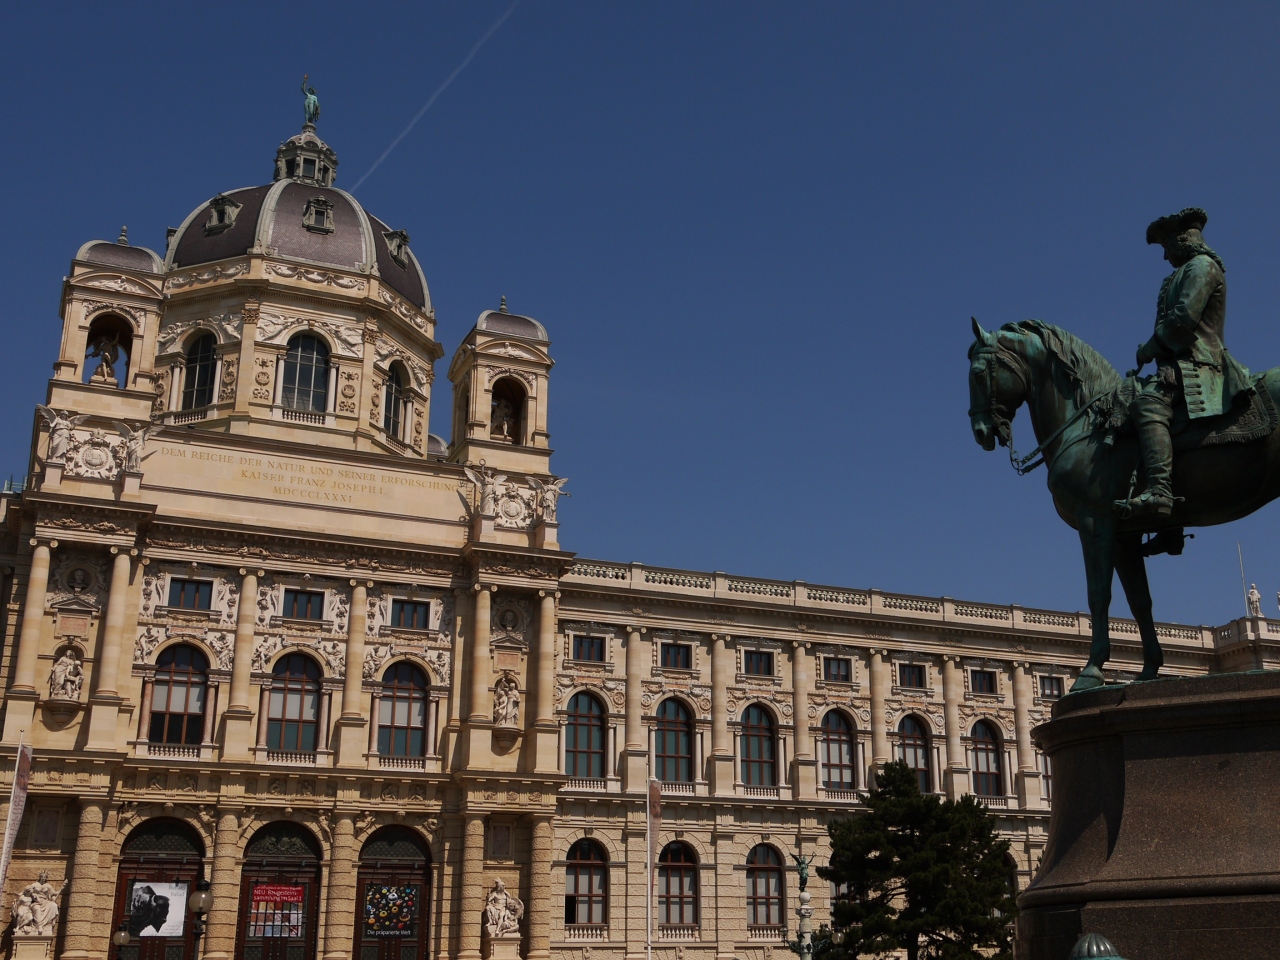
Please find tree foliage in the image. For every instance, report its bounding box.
[817,760,1017,960]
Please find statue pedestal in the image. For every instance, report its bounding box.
[484,933,522,960]
[10,935,54,960]
[1015,672,1280,960]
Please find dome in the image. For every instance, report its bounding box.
[426,434,448,458]
[474,302,548,342]
[76,229,163,275]
[164,126,431,311]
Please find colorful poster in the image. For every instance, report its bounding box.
[363,884,419,937]
[0,744,33,895]
[127,881,188,937]
[249,885,306,938]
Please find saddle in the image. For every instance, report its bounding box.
[1097,374,1278,451]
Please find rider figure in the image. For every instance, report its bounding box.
[1115,207,1251,519]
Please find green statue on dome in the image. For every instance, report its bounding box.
[302,74,320,126]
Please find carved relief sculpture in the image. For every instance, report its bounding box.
[112,421,156,473]
[484,879,523,938]
[11,872,66,937]
[529,477,569,523]
[35,406,88,462]
[47,649,83,701]
[62,430,123,480]
[493,673,520,727]
[464,465,504,517]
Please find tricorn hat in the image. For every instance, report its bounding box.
[1146,207,1208,245]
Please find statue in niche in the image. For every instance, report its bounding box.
[87,333,121,383]
[36,406,88,462]
[484,879,523,938]
[67,568,90,595]
[1248,583,1262,617]
[112,421,156,473]
[11,871,66,936]
[529,477,569,523]
[48,649,83,701]
[491,396,515,441]
[493,673,520,727]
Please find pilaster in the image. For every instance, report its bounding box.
[59,800,106,960]
[86,547,135,750]
[221,567,261,760]
[622,625,649,791]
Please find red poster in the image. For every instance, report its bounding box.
[252,885,305,903]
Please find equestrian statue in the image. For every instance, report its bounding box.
[968,208,1280,692]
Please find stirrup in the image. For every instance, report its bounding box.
[1113,490,1173,520]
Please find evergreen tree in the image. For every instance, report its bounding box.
[818,760,1016,960]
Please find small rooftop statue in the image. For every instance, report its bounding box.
[302,74,320,126]
[1069,932,1127,960]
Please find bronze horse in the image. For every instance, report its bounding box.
[968,318,1280,691]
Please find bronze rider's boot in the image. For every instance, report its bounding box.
[1114,393,1174,519]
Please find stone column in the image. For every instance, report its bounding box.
[529,590,560,773]
[222,567,261,759]
[791,640,817,798]
[1012,662,1043,808]
[3,539,53,742]
[87,547,134,749]
[468,586,493,722]
[203,808,242,960]
[709,633,735,794]
[335,580,371,766]
[457,813,485,960]
[322,813,357,960]
[439,588,467,768]
[59,799,106,960]
[868,650,890,778]
[622,625,648,790]
[525,815,553,960]
[941,656,968,800]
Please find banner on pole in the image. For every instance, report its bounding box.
[0,744,34,895]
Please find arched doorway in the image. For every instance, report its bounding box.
[235,822,322,960]
[354,826,432,960]
[111,818,206,960]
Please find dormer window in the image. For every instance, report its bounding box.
[302,157,317,179]
[384,229,411,268]
[204,195,242,235]
[302,197,334,234]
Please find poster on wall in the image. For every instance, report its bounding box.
[126,881,188,937]
[248,885,306,938]
[363,884,419,937]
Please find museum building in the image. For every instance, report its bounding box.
[0,120,1266,960]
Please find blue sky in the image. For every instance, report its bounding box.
[3,3,1280,626]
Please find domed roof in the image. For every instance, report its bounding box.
[426,434,448,458]
[164,126,431,311]
[76,229,163,275]
[475,302,548,342]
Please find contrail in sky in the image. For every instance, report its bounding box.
[352,0,521,191]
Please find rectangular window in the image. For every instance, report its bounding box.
[1041,753,1053,801]
[824,657,852,683]
[167,578,212,610]
[390,599,432,630]
[971,670,997,695]
[743,650,774,676]
[572,635,605,662]
[302,157,316,178]
[1040,675,1064,700]
[282,589,325,621]
[899,663,926,688]
[660,643,692,669]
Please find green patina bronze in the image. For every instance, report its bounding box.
[968,209,1280,693]
[302,74,320,126]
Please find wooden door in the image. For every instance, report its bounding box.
[352,862,430,960]
[235,860,322,960]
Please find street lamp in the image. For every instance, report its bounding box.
[111,922,131,956]
[188,880,213,960]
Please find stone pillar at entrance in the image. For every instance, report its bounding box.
[941,656,969,800]
[621,625,648,791]
[3,538,54,743]
[457,813,485,960]
[791,640,817,799]
[528,591,560,773]
[335,580,371,766]
[222,567,261,760]
[322,813,357,960]
[709,633,736,795]
[868,650,890,780]
[87,547,135,749]
[525,815,553,960]
[1012,662,1043,809]
[59,799,106,960]
[203,808,242,960]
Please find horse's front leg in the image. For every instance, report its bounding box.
[1070,512,1117,692]
[1114,534,1163,681]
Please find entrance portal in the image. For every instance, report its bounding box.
[235,822,322,960]
[354,827,432,960]
[111,818,206,960]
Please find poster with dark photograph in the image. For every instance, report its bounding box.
[363,884,418,937]
[127,881,188,937]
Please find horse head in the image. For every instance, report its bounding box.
[968,318,1029,451]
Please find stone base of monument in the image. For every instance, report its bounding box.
[9,935,54,960]
[1014,671,1280,960]
[483,933,522,960]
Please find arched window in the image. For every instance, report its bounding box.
[565,693,606,779]
[971,721,1003,797]
[84,313,132,388]
[897,716,931,794]
[378,662,428,757]
[657,842,698,927]
[149,645,209,745]
[182,333,218,410]
[268,654,322,753]
[740,705,776,786]
[746,844,784,928]
[489,377,525,444]
[820,711,856,790]
[383,367,406,440]
[564,839,608,926]
[655,699,693,783]
[282,334,330,412]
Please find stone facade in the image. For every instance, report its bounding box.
[0,123,1274,960]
